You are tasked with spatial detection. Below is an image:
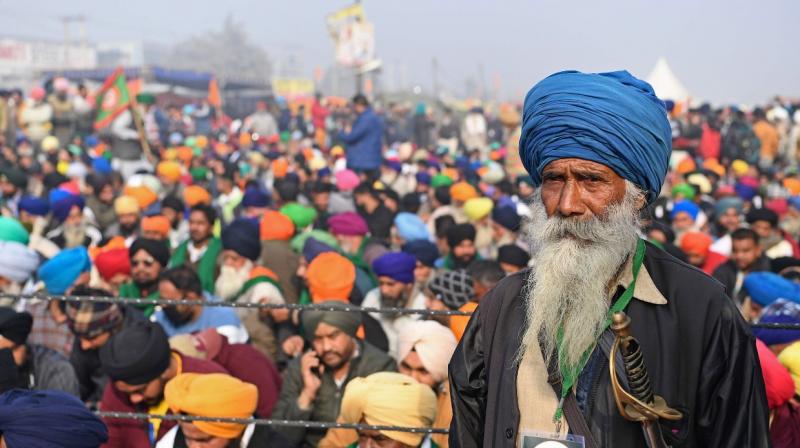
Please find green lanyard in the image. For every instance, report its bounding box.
[552,238,646,424]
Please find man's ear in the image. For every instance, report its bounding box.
[635,195,647,211]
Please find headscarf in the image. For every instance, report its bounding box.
[165,373,258,439]
[290,230,339,253]
[744,272,800,307]
[0,389,108,447]
[671,183,696,201]
[0,241,39,284]
[446,223,476,248]
[140,215,171,238]
[64,301,124,339]
[372,252,416,284]
[397,321,457,383]
[307,253,356,302]
[242,188,270,208]
[401,240,439,267]
[0,217,29,245]
[431,174,453,189]
[18,197,49,217]
[302,238,337,264]
[519,70,671,203]
[339,372,437,446]
[123,186,158,210]
[714,197,744,219]
[747,208,779,228]
[328,212,369,236]
[463,197,494,222]
[113,195,140,215]
[129,238,170,267]
[184,185,212,207]
[260,210,295,241]
[221,218,261,261]
[670,200,700,221]
[752,299,800,346]
[51,194,84,223]
[450,182,478,202]
[280,203,317,230]
[679,231,713,258]
[38,247,91,294]
[156,161,182,183]
[335,169,360,191]
[491,205,521,232]
[99,321,171,385]
[497,244,530,268]
[394,212,430,242]
[428,270,475,310]
[0,308,33,345]
[301,300,361,340]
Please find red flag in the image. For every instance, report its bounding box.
[208,78,221,108]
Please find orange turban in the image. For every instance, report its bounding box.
[141,215,171,238]
[272,159,289,179]
[676,157,697,175]
[184,185,212,207]
[307,252,355,302]
[123,186,158,210]
[177,146,194,164]
[260,210,295,241]
[165,373,258,439]
[450,182,479,202]
[784,178,800,196]
[701,158,726,178]
[156,161,182,183]
[680,231,713,258]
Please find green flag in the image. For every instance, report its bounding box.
[94,67,131,129]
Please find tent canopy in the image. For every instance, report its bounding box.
[645,58,690,102]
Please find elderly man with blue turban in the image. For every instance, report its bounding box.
[450,71,768,448]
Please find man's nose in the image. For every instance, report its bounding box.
[557,180,586,217]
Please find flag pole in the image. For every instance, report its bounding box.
[130,102,153,163]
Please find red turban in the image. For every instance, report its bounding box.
[94,248,131,281]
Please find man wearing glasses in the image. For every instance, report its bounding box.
[118,238,171,317]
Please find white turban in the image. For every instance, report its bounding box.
[339,372,437,446]
[0,241,39,284]
[397,320,458,383]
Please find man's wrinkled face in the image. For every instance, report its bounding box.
[188,211,213,244]
[131,250,161,285]
[540,158,629,221]
[115,377,165,406]
[312,322,356,371]
[378,277,411,307]
[732,238,761,271]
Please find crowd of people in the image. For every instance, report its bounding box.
[0,73,795,447]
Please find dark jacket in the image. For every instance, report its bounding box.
[171,423,289,447]
[449,242,770,447]
[18,343,80,397]
[339,107,383,171]
[70,306,145,404]
[272,340,397,448]
[712,255,771,304]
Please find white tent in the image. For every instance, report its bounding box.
[645,58,690,102]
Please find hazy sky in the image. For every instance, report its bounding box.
[2,0,798,104]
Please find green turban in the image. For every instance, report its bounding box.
[301,301,361,340]
[280,203,318,230]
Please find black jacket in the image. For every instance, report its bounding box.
[712,256,772,304]
[449,242,770,447]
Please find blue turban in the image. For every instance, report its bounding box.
[0,389,108,448]
[242,187,271,208]
[372,252,417,284]
[752,300,800,346]
[394,212,430,242]
[18,197,49,217]
[84,135,99,148]
[51,194,84,223]
[38,247,91,294]
[91,157,112,175]
[670,200,700,221]
[302,237,337,263]
[415,171,432,186]
[714,196,744,218]
[744,272,800,307]
[491,205,521,232]
[519,70,671,203]
[48,188,71,205]
[402,240,440,267]
[221,218,261,261]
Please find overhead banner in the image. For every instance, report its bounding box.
[272,78,315,99]
[326,3,374,68]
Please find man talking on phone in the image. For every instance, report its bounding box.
[272,301,396,447]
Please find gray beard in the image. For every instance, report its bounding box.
[517,183,642,370]
[214,261,253,301]
[63,221,87,248]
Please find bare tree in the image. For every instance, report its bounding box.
[169,15,272,83]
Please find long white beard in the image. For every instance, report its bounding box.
[214,260,253,301]
[517,182,642,370]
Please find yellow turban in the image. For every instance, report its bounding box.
[156,161,182,183]
[123,186,158,210]
[339,372,437,446]
[778,340,800,395]
[195,135,209,150]
[162,148,178,161]
[396,321,457,384]
[732,159,749,177]
[450,182,478,202]
[114,195,140,215]
[165,373,258,439]
[463,197,493,222]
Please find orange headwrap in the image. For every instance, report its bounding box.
[450,182,479,202]
[272,159,289,179]
[123,186,158,210]
[307,252,356,303]
[156,161,182,183]
[177,146,195,165]
[141,215,171,238]
[184,185,212,207]
[260,210,295,241]
[680,231,713,258]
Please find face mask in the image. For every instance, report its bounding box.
[163,306,194,327]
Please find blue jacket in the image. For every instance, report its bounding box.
[339,108,383,171]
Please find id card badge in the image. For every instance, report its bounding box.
[519,431,585,448]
